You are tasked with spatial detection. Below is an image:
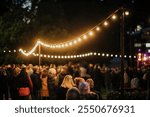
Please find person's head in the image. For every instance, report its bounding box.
[13,67,21,77]
[33,66,39,74]
[78,82,90,95]
[66,87,80,100]
[61,75,75,88]
[19,67,28,79]
[41,69,48,78]
[74,77,85,88]
[48,68,57,77]
[86,78,94,89]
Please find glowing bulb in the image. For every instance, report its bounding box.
[44,55,47,58]
[74,40,77,44]
[48,55,50,58]
[98,53,100,56]
[14,50,16,52]
[125,11,129,16]
[19,49,22,52]
[102,53,105,56]
[3,50,6,53]
[104,21,108,26]
[96,27,100,31]
[9,50,11,53]
[124,55,127,58]
[115,55,118,57]
[83,35,87,39]
[69,42,73,46]
[89,31,94,36]
[78,38,81,42]
[111,54,113,57]
[106,54,109,57]
[65,43,68,47]
[112,15,117,20]
[51,55,54,58]
[94,52,97,55]
[53,45,56,48]
[61,44,65,48]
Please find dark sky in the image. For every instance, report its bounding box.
[56,0,150,54]
[0,0,149,55]
[38,0,150,56]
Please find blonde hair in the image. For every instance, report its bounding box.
[86,78,94,89]
[74,77,85,88]
[61,75,75,88]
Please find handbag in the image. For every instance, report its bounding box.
[18,87,30,96]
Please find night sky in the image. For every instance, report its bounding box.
[0,0,150,55]
[55,0,150,54]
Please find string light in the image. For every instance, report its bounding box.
[89,31,94,36]
[96,27,100,31]
[30,52,136,59]
[83,35,87,39]
[19,8,125,56]
[112,15,117,20]
[125,11,129,16]
[104,21,108,26]
[110,54,113,57]
[3,49,138,59]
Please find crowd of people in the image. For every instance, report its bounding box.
[0,61,150,100]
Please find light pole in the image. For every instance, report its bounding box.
[120,7,129,96]
[39,43,41,67]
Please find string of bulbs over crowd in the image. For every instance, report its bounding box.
[18,8,130,58]
[3,50,136,59]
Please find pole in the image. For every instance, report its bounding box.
[39,43,41,67]
[120,7,125,97]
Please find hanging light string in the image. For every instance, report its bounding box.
[2,49,136,59]
[32,52,136,59]
[19,8,122,56]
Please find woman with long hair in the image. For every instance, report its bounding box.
[57,75,75,99]
[16,67,32,100]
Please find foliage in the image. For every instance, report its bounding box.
[0,0,70,64]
